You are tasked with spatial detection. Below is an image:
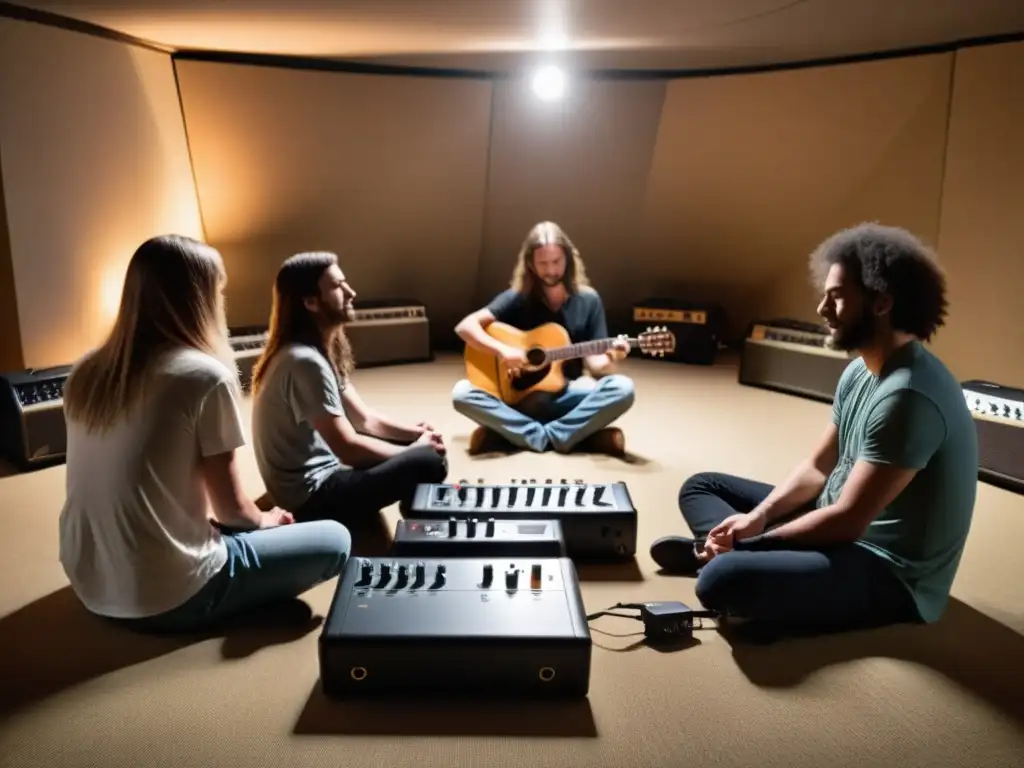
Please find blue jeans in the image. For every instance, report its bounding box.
[115,520,351,633]
[451,374,635,452]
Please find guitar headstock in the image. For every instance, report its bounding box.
[637,326,676,357]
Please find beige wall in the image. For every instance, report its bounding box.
[1,19,1022,385]
[0,144,22,371]
[0,17,203,370]
[644,54,953,339]
[930,42,1024,385]
[173,60,493,345]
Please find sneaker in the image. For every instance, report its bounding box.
[650,535,702,574]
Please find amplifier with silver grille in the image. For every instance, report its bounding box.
[229,325,268,392]
[346,299,433,368]
[738,318,852,403]
[962,379,1024,495]
[0,365,72,470]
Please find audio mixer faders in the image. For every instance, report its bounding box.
[405,479,638,560]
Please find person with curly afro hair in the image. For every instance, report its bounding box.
[651,223,978,641]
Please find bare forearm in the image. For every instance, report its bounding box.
[585,353,616,377]
[754,460,828,523]
[361,415,421,444]
[340,433,410,468]
[456,321,508,356]
[211,496,263,529]
[758,504,859,546]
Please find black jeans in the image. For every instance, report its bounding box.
[680,472,922,633]
[295,445,448,524]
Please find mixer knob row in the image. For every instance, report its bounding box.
[354,559,445,589]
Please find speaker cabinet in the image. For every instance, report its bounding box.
[228,325,268,393]
[0,365,72,469]
[961,380,1024,495]
[630,298,725,365]
[738,319,852,403]
[347,300,433,368]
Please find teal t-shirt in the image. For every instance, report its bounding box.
[818,340,978,623]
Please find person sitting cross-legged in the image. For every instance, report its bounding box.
[650,223,978,638]
[451,221,635,456]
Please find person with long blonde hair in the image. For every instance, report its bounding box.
[452,221,635,456]
[250,252,446,523]
[59,235,351,633]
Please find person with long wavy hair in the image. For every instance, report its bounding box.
[250,252,446,523]
[650,223,978,640]
[58,235,351,633]
[452,221,635,456]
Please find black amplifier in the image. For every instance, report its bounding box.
[345,298,433,368]
[228,325,267,393]
[319,556,591,698]
[404,479,637,560]
[739,318,853,403]
[0,365,72,469]
[962,379,1024,495]
[630,298,725,365]
[392,517,565,558]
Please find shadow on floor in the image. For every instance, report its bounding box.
[721,597,1024,726]
[0,586,321,717]
[576,559,645,582]
[293,682,598,737]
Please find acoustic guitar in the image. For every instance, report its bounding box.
[464,321,676,405]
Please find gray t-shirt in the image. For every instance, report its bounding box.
[251,343,349,511]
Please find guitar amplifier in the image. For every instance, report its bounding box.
[738,318,852,404]
[961,380,1024,495]
[228,325,268,393]
[346,299,433,369]
[0,365,72,470]
[630,298,725,365]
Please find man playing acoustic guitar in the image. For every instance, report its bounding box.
[452,221,635,456]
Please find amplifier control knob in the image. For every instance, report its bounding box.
[482,564,494,587]
[457,486,468,504]
[412,562,426,588]
[467,518,478,537]
[448,517,458,538]
[530,563,542,589]
[485,518,496,537]
[505,568,519,589]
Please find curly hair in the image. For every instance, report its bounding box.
[808,222,949,342]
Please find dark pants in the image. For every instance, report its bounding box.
[681,472,922,634]
[296,445,448,523]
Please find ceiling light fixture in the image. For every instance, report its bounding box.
[531,64,566,101]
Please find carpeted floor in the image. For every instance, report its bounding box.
[1,353,1022,768]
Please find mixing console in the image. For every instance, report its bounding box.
[405,479,637,560]
[318,556,591,697]
[393,517,565,557]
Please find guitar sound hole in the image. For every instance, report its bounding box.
[525,347,547,367]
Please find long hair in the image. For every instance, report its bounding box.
[808,222,949,342]
[64,234,236,432]
[250,251,354,395]
[509,221,592,297]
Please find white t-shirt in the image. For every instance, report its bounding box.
[58,347,247,619]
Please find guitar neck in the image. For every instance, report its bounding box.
[545,337,637,362]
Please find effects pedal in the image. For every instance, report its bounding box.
[392,517,565,558]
